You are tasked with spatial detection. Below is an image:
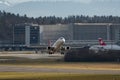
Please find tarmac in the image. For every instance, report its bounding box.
[0,65,119,74]
[0,51,120,74]
[0,52,63,59]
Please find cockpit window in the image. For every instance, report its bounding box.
[60,37,64,39]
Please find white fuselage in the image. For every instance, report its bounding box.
[89,44,120,52]
[48,37,65,54]
[52,37,65,48]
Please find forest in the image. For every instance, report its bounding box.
[1,10,120,25]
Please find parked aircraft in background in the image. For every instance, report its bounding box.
[89,38,120,54]
[65,38,120,61]
[47,37,70,54]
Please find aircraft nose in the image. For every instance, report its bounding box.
[62,38,65,43]
[60,37,65,43]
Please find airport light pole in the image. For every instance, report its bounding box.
[13,26,14,45]
[107,24,110,40]
[108,23,113,49]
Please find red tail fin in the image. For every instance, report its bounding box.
[98,38,106,46]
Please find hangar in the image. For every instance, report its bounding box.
[12,23,120,46]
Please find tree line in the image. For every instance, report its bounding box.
[1,11,120,26]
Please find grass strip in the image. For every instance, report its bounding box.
[0,72,119,80]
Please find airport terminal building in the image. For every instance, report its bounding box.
[14,24,40,46]
[72,23,120,41]
[13,23,120,46]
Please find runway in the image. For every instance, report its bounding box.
[0,51,120,74]
[0,65,119,74]
[0,51,64,59]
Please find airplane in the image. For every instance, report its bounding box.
[47,37,70,54]
[89,38,120,54]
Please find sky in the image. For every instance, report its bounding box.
[0,0,95,5]
[0,0,120,6]
[0,0,120,17]
[1,0,119,4]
